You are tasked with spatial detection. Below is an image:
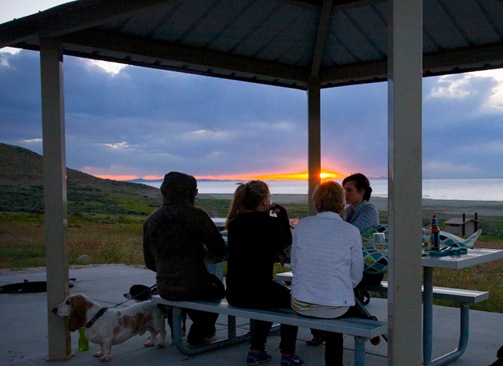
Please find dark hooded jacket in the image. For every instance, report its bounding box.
[143,172,226,300]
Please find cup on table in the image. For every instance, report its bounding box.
[371,232,386,250]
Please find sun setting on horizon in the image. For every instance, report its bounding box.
[92,170,344,182]
[256,171,343,181]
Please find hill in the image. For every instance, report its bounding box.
[0,143,161,215]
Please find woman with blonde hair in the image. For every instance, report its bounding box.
[226,180,303,366]
[291,181,364,366]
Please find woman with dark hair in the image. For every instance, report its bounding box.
[307,173,381,346]
[344,173,385,305]
[225,180,303,366]
[342,173,379,233]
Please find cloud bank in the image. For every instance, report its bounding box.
[0,50,502,179]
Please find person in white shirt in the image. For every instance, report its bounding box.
[290,181,364,366]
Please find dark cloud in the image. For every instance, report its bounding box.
[320,82,388,176]
[1,50,502,179]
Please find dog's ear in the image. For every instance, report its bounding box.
[68,295,90,332]
[68,312,86,332]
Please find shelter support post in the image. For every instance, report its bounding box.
[40,38,71,361]
[387,1,423,365]
[307,78,321,215]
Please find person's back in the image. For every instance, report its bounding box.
[226,210,289,308]
[144,200,225,300]
[225,180,303,366]
[291,212,362,307]
[143,171,226,345]
[291,181,363,366]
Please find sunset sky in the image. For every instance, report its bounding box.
[1,1,503,181]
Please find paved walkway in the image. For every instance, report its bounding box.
[1,265,501,365]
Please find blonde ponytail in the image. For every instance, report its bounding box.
[226,180,270,228]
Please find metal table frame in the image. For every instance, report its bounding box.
[422,248,503,366]
[275,248,503,365]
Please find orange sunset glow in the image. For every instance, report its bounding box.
[93,170,344,181]
[256,171,342,180]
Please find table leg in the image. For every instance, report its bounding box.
[423,267,434,366]
[424,268,471,366]
[354,336,367,366]
[429,303,470,366]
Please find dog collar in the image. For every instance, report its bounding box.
[85,307,107,328]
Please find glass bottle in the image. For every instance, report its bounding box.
[430,214,440,251]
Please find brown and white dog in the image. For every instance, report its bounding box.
[52,293,166,362]
[124,284,187,338]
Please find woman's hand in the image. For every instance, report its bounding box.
[269,203,284,215]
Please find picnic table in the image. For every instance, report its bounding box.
[421,248,503,365]
[275,248,503,365]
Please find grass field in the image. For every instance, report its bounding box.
[1,198,502,313]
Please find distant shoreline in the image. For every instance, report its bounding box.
[198,194,503,217]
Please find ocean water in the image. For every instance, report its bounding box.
[136,178,503,202]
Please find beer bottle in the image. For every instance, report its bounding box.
[430,214,440,251]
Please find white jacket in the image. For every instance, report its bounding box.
[291,211,363,307]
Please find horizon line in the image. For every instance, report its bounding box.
[92,171,390,181]
[93,170,344,181]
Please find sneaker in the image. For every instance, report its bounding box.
[247,351,272,365]
[280,354,304,366]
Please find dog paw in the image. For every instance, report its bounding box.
[157,343,166,349]
[144,341,155,348]
[99,355,111,362]
[93,351,103,358]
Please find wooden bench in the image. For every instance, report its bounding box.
[152,295,387,366]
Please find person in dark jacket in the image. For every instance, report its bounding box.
[225,180,303,366]
[143,171,226,345]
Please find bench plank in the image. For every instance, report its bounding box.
[365,281,489,304]
[276,272,489,304]
[152,295,387,366]
[152,297,387,338]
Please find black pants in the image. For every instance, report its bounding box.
[356,272,385,288]
[230,280,299,354]
[323,305,366,366]
[159,274,225,344]
[310,300,374,366]
[311,273,384,339]
[161,304,218,344]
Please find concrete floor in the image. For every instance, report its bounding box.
[1,265,501,366]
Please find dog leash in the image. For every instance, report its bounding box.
[83,284,157,329]
[109,284,157,309]
[83,284,159,329]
